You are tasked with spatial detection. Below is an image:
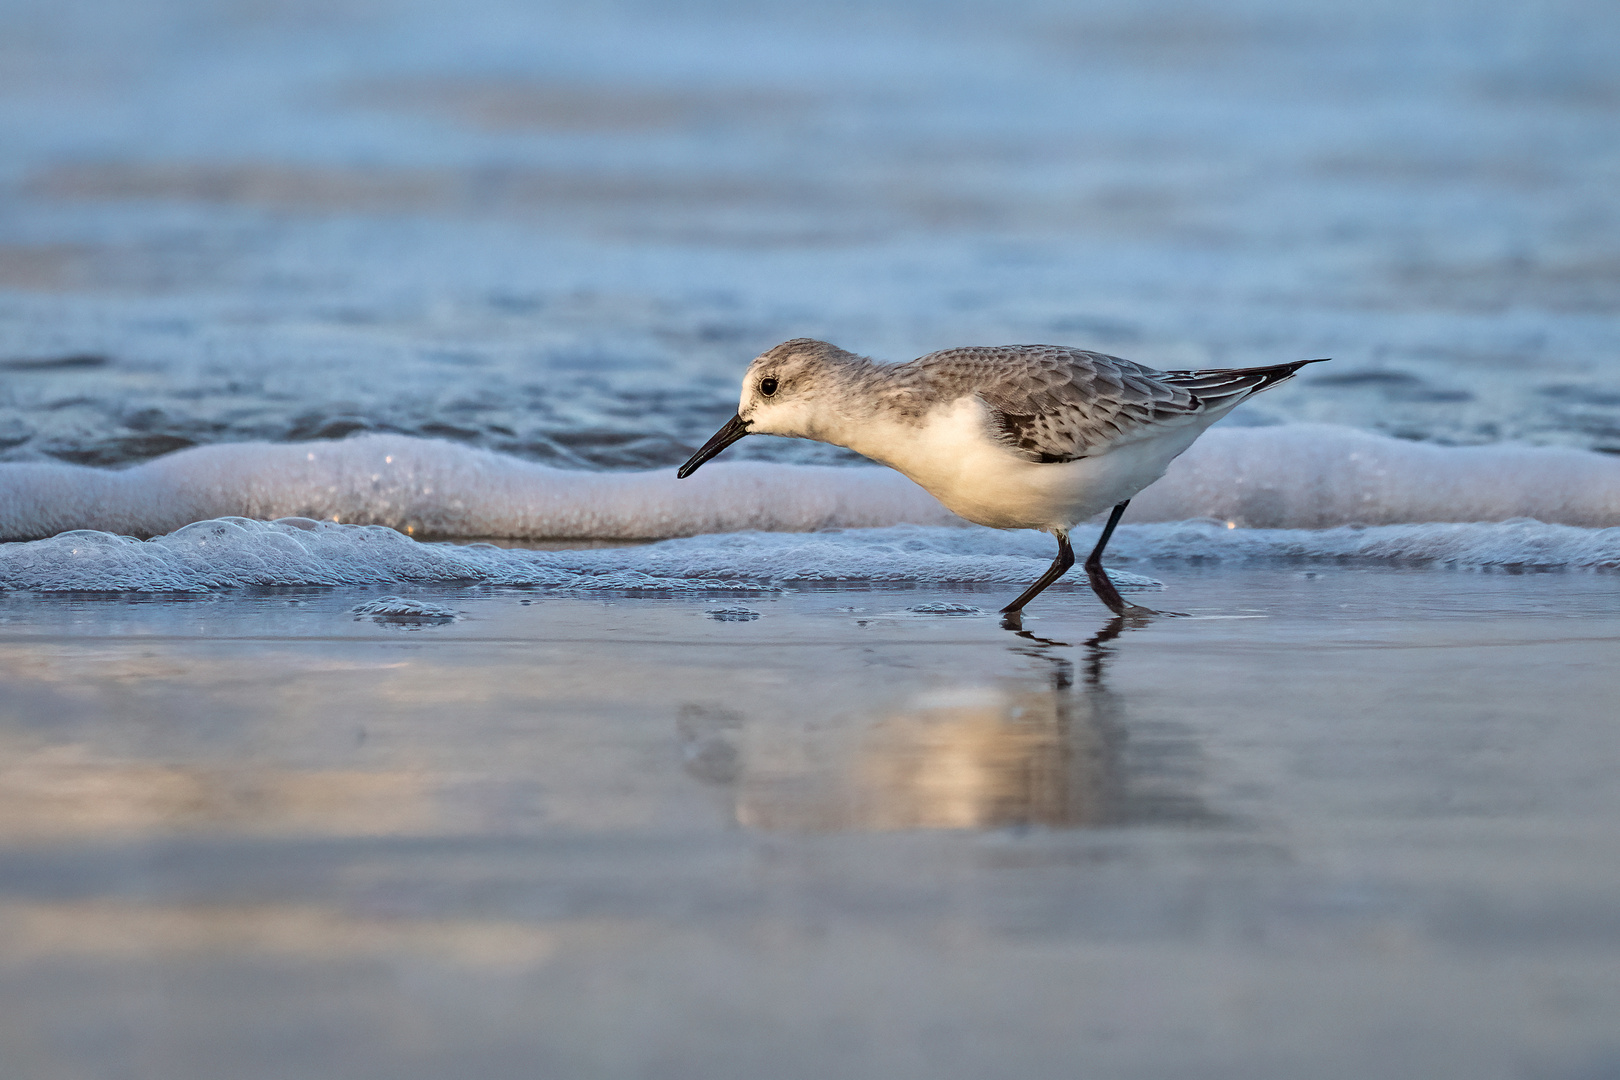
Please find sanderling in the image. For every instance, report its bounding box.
[678,339,1325,617]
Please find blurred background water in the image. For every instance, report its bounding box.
[1,0,1617,471]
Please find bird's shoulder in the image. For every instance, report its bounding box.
[900,345,1201,463]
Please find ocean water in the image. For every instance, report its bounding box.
[1,0,1618,582]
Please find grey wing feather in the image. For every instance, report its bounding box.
[909,345,1201,463]
[909,347,1325,464]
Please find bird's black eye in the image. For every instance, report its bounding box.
[759,377,779,397]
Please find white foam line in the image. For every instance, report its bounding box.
[1130,424,1620,530]
[0,436,959,541]
[1,424,1618,541]
[4,518,1618,594]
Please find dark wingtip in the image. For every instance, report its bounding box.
[1269,357,1328,388]
[1250,357,1330,393]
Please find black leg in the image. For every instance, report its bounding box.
[1083,500,1149,616]
[1001,530,1076,614]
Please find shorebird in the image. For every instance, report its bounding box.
[678,339,1325,616]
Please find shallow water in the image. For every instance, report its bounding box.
[1,570,1618,1079]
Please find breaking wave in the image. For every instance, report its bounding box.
[2,424,1618,544]
[0,422,1618,593]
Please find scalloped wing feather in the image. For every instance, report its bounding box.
[905,346,1203,463]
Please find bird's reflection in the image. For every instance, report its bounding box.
[679,612,1207,832]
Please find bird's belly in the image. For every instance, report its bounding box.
[920,454,1138,531]
[866,405,1215,532]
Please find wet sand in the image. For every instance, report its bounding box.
[1,568,1617,1079]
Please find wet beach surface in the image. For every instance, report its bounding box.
[1,569,1617,1079]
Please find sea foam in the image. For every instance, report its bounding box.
[0,518,1614,595]
[0,518,1163,593]
[2,424,1618,543]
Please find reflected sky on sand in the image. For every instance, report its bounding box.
[0,592,1212,844]
[2,570,1620,1078]
[682,625,1215,832]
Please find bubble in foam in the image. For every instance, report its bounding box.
[906,603,985,616]
[352,596,462,625]
[706,608,762,622]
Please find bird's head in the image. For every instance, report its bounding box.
[677,339,860,477]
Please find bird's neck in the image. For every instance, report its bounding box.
[802,363,949,470]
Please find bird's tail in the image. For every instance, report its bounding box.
[1161,357,1328,407]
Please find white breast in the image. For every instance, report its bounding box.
[835,397,1225,532]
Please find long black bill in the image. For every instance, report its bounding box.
[677,414,751,478]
